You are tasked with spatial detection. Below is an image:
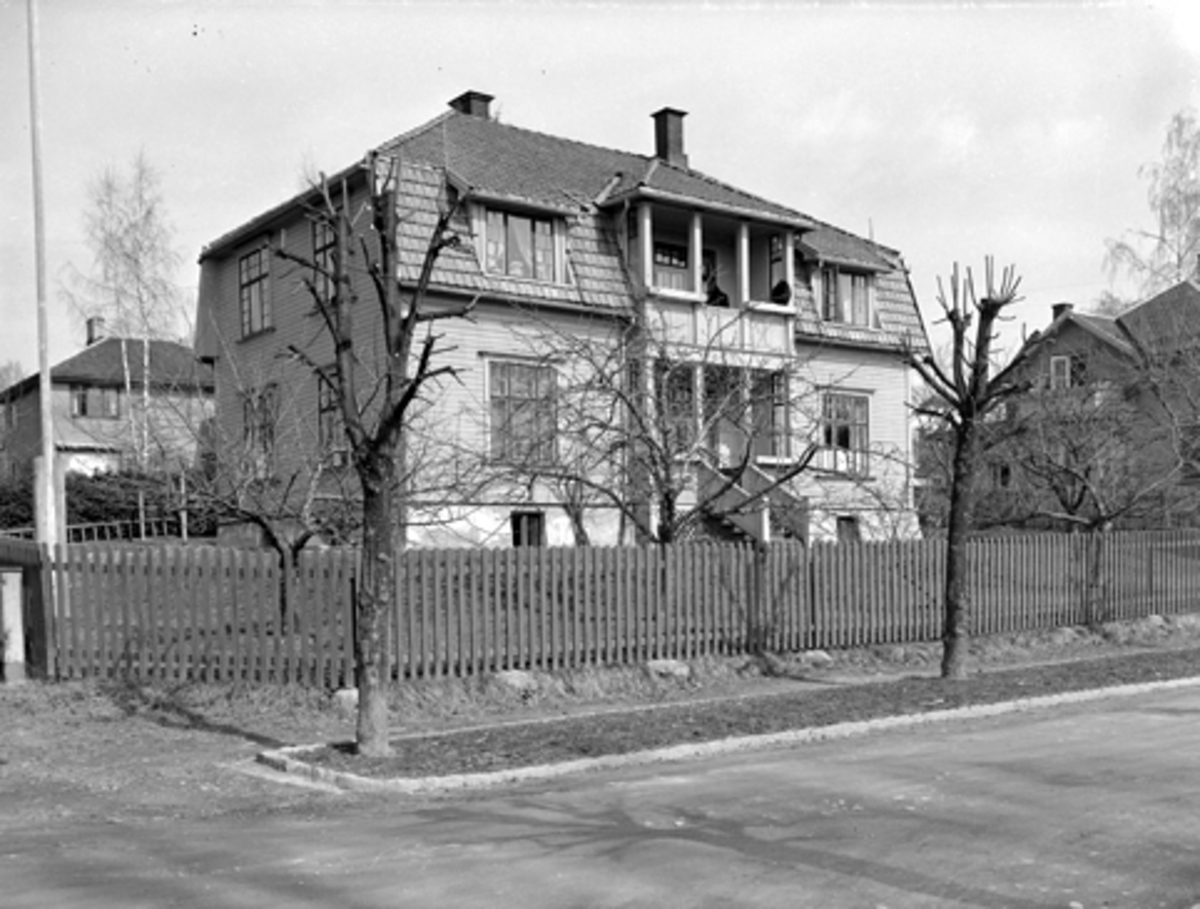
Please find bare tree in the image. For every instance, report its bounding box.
[273,155,474,756]
[60,152,188,468]
[1105,108,1200,299]
[904,259,1028,679]
[479,302,816,548]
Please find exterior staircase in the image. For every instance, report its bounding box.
[695,460,808,545]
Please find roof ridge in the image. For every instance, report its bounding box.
[384,108,650,167]
[376,109,456,154]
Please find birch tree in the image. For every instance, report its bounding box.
[1105,108,1200,298]
[61,152,187,468]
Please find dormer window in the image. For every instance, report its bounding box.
[485,209,559,282]
[821,265,874,327]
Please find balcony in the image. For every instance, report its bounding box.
[627,203,796,363]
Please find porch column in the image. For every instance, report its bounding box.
[689,212,703,294]
[783,229,796,355]
[639,204,654,290]
[737,222,750,347]
[736,222,750,307]
[783,230,796,298]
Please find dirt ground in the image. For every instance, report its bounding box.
[3,613,1200,830]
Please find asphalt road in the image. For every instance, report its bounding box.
[4,685,1200,908]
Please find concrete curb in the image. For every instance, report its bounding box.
[256,675,1200,795]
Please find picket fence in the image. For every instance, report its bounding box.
[9,529,1200,686]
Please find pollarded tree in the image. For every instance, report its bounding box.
[904,259,1029,679]
[273,155,474,757]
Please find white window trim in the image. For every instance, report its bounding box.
[819,264,876,328]
[473,203,572,286]
[1049,355,1071,391]
[484,356,558,465]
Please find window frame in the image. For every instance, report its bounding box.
[511,510,546,548]
[242,384,278,480]
[311,217,337,308]
[1048,354,1085,391]
[750,369,789,459]
[655,359,698,453]
[484,208,561,283]
[818,391,870,477]
[487,359,557,465]
[317,373,349,468]
[239,246,272,338]
[69,385,121,420]
[820,264,874,327]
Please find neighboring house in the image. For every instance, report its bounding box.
[0,321,215,480]
[963,285,1200,531]
[194,90,931,547]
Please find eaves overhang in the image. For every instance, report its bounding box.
[598,185,814,232]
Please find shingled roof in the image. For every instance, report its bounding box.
[199,91,927,353]
[383,108,812,228]
[1,338,213,402]
[1118,279,1200,354]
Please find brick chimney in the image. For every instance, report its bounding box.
[1051,302,1073,320]
[448,90,493,119]
[86,315,106,346]
[652,107,688,168]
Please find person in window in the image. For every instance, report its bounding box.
[703,262,730,307]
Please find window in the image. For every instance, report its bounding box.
[318,375,348,468]
[836,516,862,543]
[1049,355,1086,391]
[750,370,788,458]
[485,210,557,282]
[821,265,873,327]
[655,360,697,451]
[69,385,120,419]
[489,361,556,463]
[654,241,689,290]
[819,392,870,476]
[239,248,271,337]
[2,402,13,431]
[242,384,277,480]
[511,511,546,548]
[989,462,1012,489]
[312,218,336,306]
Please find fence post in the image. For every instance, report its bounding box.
[1,569,26,682]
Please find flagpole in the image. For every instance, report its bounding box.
[27,0,59,548]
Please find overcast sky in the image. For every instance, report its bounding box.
[2,0,1198,377]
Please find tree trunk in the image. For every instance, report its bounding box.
[356,453,395,757]
[1083,525,1109,629]
[942,422,978,679]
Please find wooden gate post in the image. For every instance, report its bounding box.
[1,569,26,682]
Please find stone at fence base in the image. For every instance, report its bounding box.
[645,658,691,680]
[331,688,359,718]
[796,650,833,669]
[494,669,538,695]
